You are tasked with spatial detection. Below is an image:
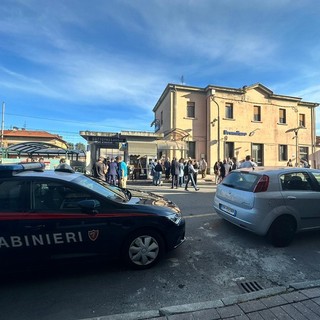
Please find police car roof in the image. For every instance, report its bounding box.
[0,162,45,177]
[0,162,78,181]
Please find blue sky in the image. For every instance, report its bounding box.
[1,0,320,144]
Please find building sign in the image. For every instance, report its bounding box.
[87,136,126,143]
[223,130,247,136]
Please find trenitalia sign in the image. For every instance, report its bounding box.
[223,130,247,136]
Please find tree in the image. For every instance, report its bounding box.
[75,142,86,151]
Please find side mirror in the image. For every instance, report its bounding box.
[78,199,100,215]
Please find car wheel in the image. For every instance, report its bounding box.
[268,215,297,247]
[122,229,164,270]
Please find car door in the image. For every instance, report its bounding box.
[29,179,124,259]
[0,178,36,261]
[280,172,320,230]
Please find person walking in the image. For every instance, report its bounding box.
[151,159,157,186]
[178,158,185,187]
[185,159,199,191]
[193,160,199,186]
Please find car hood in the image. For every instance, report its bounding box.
[126,189,181,213]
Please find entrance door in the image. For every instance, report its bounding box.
[252,144,263,166]
[225,142,234,159]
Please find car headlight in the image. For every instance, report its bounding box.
[166,213,182,225]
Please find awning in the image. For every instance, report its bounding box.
[127,142,157,156]
[155,140,187,150]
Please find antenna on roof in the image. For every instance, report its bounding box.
[180,75,184,85]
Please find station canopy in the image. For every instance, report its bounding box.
[6,142,85,158]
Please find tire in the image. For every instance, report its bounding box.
[122,229,164,270]
[267,215,297,247]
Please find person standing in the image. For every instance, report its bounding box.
[199,157,208,178]
[164,158,171,181]
[239,155,257,170]
[117,156,128,188]
[223,159,231,177]
[154,160,163,186]
[171,157,180,189]
[213,161,220,184]
[185,159,199,191]
[218,160,225,183]
[108,158,118,185]
[231,157,240,171]
[92,156,107,181]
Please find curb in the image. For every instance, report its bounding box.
[81,280,320,320]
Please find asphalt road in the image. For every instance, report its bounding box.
[1,181,320,320]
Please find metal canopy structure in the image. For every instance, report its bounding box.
[5,142,85,159]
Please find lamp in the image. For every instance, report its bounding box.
[249,128,260,137]
[210,90,220,161]
[285,126,303,167]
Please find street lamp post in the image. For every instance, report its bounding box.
[285,126,302,167]
[210,89,220,161]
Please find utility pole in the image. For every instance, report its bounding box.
[1,102,4,160]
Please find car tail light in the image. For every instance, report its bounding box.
[253,175,269,193]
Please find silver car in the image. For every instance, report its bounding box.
[213,168,320,247]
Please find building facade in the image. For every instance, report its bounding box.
[153,83,319,170]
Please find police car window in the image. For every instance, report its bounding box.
[0,180,24,212]
[33,182,92,211]
[71,175,127,201]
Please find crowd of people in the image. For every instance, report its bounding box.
[149,157,208,191]
[91,154,313,189]
[91,156,128,188]
[213,155,257,184]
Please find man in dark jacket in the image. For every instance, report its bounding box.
[171,157,180,189]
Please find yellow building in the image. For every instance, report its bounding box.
[153,83,319,170]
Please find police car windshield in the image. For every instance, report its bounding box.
[72,175,127,201]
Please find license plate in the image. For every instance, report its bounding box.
[220,204,236,216]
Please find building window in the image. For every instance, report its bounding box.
[299,147,308,162]
[160,111,163,125]
[188,141,196,159]
[225,103,233,119]
[279,145,288,161]
[253,105,261,121]
[279,109,286,124]
[187,102,195,118]
[299,114,305,127]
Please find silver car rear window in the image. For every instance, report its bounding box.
[220,171,259,191]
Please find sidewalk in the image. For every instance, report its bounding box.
[83,280,320,320]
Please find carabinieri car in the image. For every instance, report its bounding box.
[0,162,185,269]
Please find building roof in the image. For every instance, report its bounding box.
[3,129,66,142]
